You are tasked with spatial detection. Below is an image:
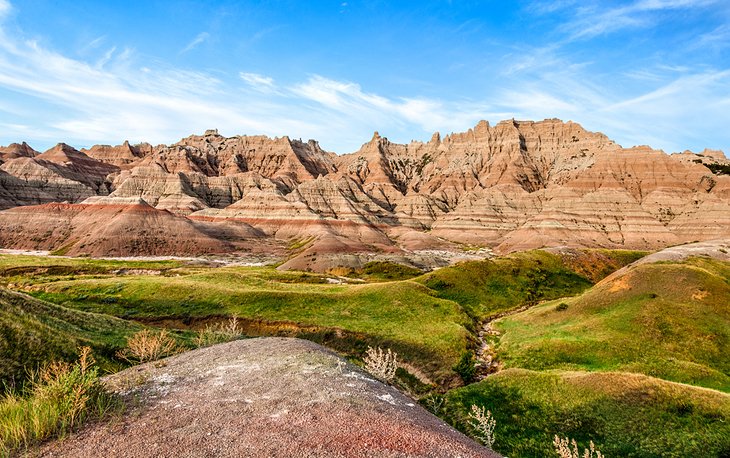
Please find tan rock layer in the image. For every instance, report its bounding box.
[0,119,728,270]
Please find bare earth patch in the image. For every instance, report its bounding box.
[36,338,498,458]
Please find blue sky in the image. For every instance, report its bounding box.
[0,0,728,154]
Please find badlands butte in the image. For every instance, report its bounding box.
[0,118,728,271]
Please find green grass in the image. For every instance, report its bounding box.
[20,267,470,383]
[417,250,596,320]
[495,257,730,391]
[444,368,730,458]
[360,261,423,281]
[0,289,142,390]
[0,249,643,387]
[0,254,184,271]
[0,349,119,456]
[0,249,726,457]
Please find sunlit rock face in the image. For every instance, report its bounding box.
[0,119,728,270]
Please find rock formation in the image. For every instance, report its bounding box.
[37,338,499,457]
[0,119,728,270]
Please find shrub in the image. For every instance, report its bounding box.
[363,346,398,383]
[454,351,477,384]
[117,329,179,363]
[196,316,243,348]
[553,436,603,458]
[556,302,569,311]
[469,404,496,449]
[423,394,445,415]
[0,347,117,455]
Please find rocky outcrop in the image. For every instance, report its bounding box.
[0,142,37,162]
[0,196,264,256]
[38,338,499,458]
[0,119,728,269]
[0,143,118,205]
[83,141,146,169]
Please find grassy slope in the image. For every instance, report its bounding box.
[0,254,184,271]
[496,257,730,391]
[0,288,141,390]
[439,254,730,457]
[445,369,730,458]
[5,250,726,456]
[0,250,617,385]
[416,250,631,320]
[16,267,471,382]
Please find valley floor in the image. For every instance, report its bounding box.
[1,241,728,457]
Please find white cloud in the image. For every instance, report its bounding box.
[240,72,276,92]
[491,47,730,152]
[560,0,722,40]
[0,0,10,19]
[693,24,730,50]
[0,2,727,155]
[290,75,491,137]
[0,26,316,148]
[180,32,209,54]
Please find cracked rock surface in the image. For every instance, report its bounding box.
[38,338,499,458]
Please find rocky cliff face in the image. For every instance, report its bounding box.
[0,119,727,270]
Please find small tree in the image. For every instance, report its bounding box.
[469,404,496,449]
[553,436,603,458]
[363,346,398,383]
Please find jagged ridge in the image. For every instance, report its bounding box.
[0,119,728,271]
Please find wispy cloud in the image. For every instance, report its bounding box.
[693,24,730,50]
[0,0,10,19]
[555,0,722,40]
[0,0,727,155]
[180,32,209,54]
[290,75,492,136]
[492,45,730,151]
[240,72,276,92]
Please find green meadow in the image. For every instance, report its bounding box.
[1,248,728,456]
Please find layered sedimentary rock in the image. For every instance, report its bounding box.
[0,143,117,205]
[0,196,263,256]
[0,142,37,162]
[0,119,728,270]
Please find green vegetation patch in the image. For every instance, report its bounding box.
[361,261,423,281]
[0,289,141,390]
[706,163,730,175]
[25,266,471,383]
[0,348,119,455]
[418,250,593,320]
[444,368,730,458]
[495,257,730,391]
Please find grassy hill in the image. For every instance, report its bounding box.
[0,288,141,390]
[0,250,629,386]
[12,247,727,457]
[417,250,598,320]
[438,248,730,457]
[495,256,730,391]
[444,368,730,457]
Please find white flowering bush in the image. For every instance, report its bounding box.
[469,404,496,449]
[553,436,604,458]
[363,346,398,382]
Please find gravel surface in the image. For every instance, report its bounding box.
[36,338,500,458]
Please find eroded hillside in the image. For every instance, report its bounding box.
[1,120,728,271]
